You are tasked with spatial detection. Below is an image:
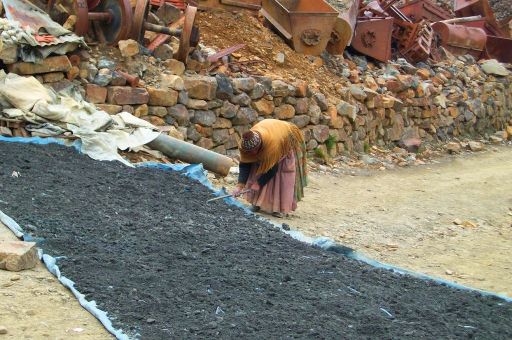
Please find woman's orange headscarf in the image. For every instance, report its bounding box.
[240,119,304,175]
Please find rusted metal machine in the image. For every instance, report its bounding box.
[484,35,512,63]
[132,0,182,41]
[261,0,339,55]
[431,22,486,59]
[400,21,433,62]
[398,0,452,23]
[351,17,394,62]
[327,0,359,55]
[64,0,199,61]
[356,0,434,63]
[453,0,503,36]
[458,18,503,36]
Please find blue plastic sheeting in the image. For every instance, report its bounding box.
[1,135,511,340]
[0,135,81,150]
[0,210,24,238]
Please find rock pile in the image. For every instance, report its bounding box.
[1,44,511,161]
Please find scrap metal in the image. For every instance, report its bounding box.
[260,0,339,56]
[351,17,394,62]
[207,43,245,63]
[327,0,359,55]
[398,0,452,23]
[484,35,512,63]
[431,22,486,59]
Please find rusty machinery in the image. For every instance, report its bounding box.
[48,0,199,62]
[327,0,359,55]
[351,17,394,62]
[130,0,199,47]
[431,22,511,63]
[399,0,452,23]
[260,0,339,56]
[354,0,434,63]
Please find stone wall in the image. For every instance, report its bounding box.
[3,55,512,158]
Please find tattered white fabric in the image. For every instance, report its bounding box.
[0,73,160,165]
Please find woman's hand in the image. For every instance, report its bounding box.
[232,183,245,197]
[250,182,260,192]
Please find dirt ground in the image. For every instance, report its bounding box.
[197,10,346,98]
[267,146,512,297]
[0,222,111,339]
[2,141,511,339]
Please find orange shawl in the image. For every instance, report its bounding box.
[240,119,304,175]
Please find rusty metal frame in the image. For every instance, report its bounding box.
[399,0,452,23]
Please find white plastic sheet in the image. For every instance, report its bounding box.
[0,73,160,166]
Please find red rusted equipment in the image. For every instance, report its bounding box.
[431,22,486,59]
[176,5,199,62]
[351,17,394,62]
[393,20,421,51]
[261,0,338,55]
[147,15,185,51]
[129,0,199,61]
[207,43,246,62]
[400,21,433,62]
[453,0,503,36]
[484,36,512,63]
[72,0,133,44]
[116,70,141,87]
[327,0,359,55]
[398,0,452,23]
[459,18,503,36]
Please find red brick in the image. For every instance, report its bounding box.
[8,56,71,75]
[107,86,149,105]
[86,84,107,104]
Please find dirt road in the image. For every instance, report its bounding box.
[269,146,512,297]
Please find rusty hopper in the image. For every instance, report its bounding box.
[261,0,338,55]
[431,22,487,59]
[351,17,394,62]
[484,36,512,63]
[327,0,359,55]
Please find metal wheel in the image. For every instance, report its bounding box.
[92,0,133,45]
[176,5,198,62]
[74,0,90,37]
[130,0,150,42]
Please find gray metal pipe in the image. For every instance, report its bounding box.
[147,134,234,177]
